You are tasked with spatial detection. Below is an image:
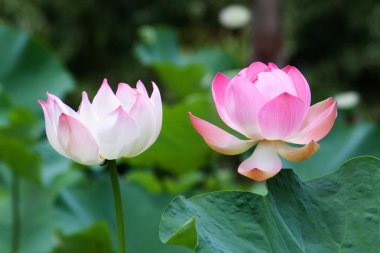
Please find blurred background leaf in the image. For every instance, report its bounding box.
[52,223,115,253]
[0,173,56,253]
[53,176,191,253]
[0,25,74,111]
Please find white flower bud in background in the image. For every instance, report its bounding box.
[334,91,360,110]
[218,4,251,29]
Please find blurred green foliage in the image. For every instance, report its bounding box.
[284,0,380,119]
[2,0,380,118]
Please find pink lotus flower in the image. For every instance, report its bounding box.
[189,62,337,181]
[39,79,162,165]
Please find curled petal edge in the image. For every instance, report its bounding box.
[275,140,320,162]
[287,99,337,144]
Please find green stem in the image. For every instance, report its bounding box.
[108,160,126,253]
[11,173,20,253]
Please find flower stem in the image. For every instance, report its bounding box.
[11,173,20,253]
[108,160,126,253]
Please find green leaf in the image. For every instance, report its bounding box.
[55,179,191,253]
[1,107,40,141]
[152,62,206,99]
[286,120,380,180]
[0,134,41,183]
[135,26,180,65]
[34,140,73,186]
[248,181,268,196]
[160,156,380,252]
[0,24,74,111]
[51,223,115,253]
[128,94,217,174]
[126,170,163,193]
[160,216,198,250]
[190,48,235,76]
[0,180,55,253]
[163,171,203,194]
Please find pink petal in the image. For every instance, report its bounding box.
[268,62,279,70]
[96,106,138,159]
[258,93,306,139]
[57,114,102,165]
[282,65,292,73]
[287,66,311,108]
[78,91,98,132]
[238,62,268,81]
[287,98,337,144]
[92,79,121,119]
[224,76,264,139]
[38,100,68,157]
[127,93,157,156]
[189,113,255,155]
[255,69,298,103]
[238,141,282,181]
[299,97,335,128]
[275,140,320,162]
[211,72,237,130]
[116,83,137,112]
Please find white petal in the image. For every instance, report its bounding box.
[47,93,77,117]
[96,106,138,159]
[127,93,157,156]
[57,114,102,165]
[136,80,149,97]
[38,99,68,157]
[149,82,163,141]
[92,79,121,119]
[78,91,99,133]
[116,83,137,112]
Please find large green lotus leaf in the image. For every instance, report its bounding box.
[54,178,191,253]
[286,119,380,180]
[128,94,219,174]
[0,25,74,110]
[160,156,380,253]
